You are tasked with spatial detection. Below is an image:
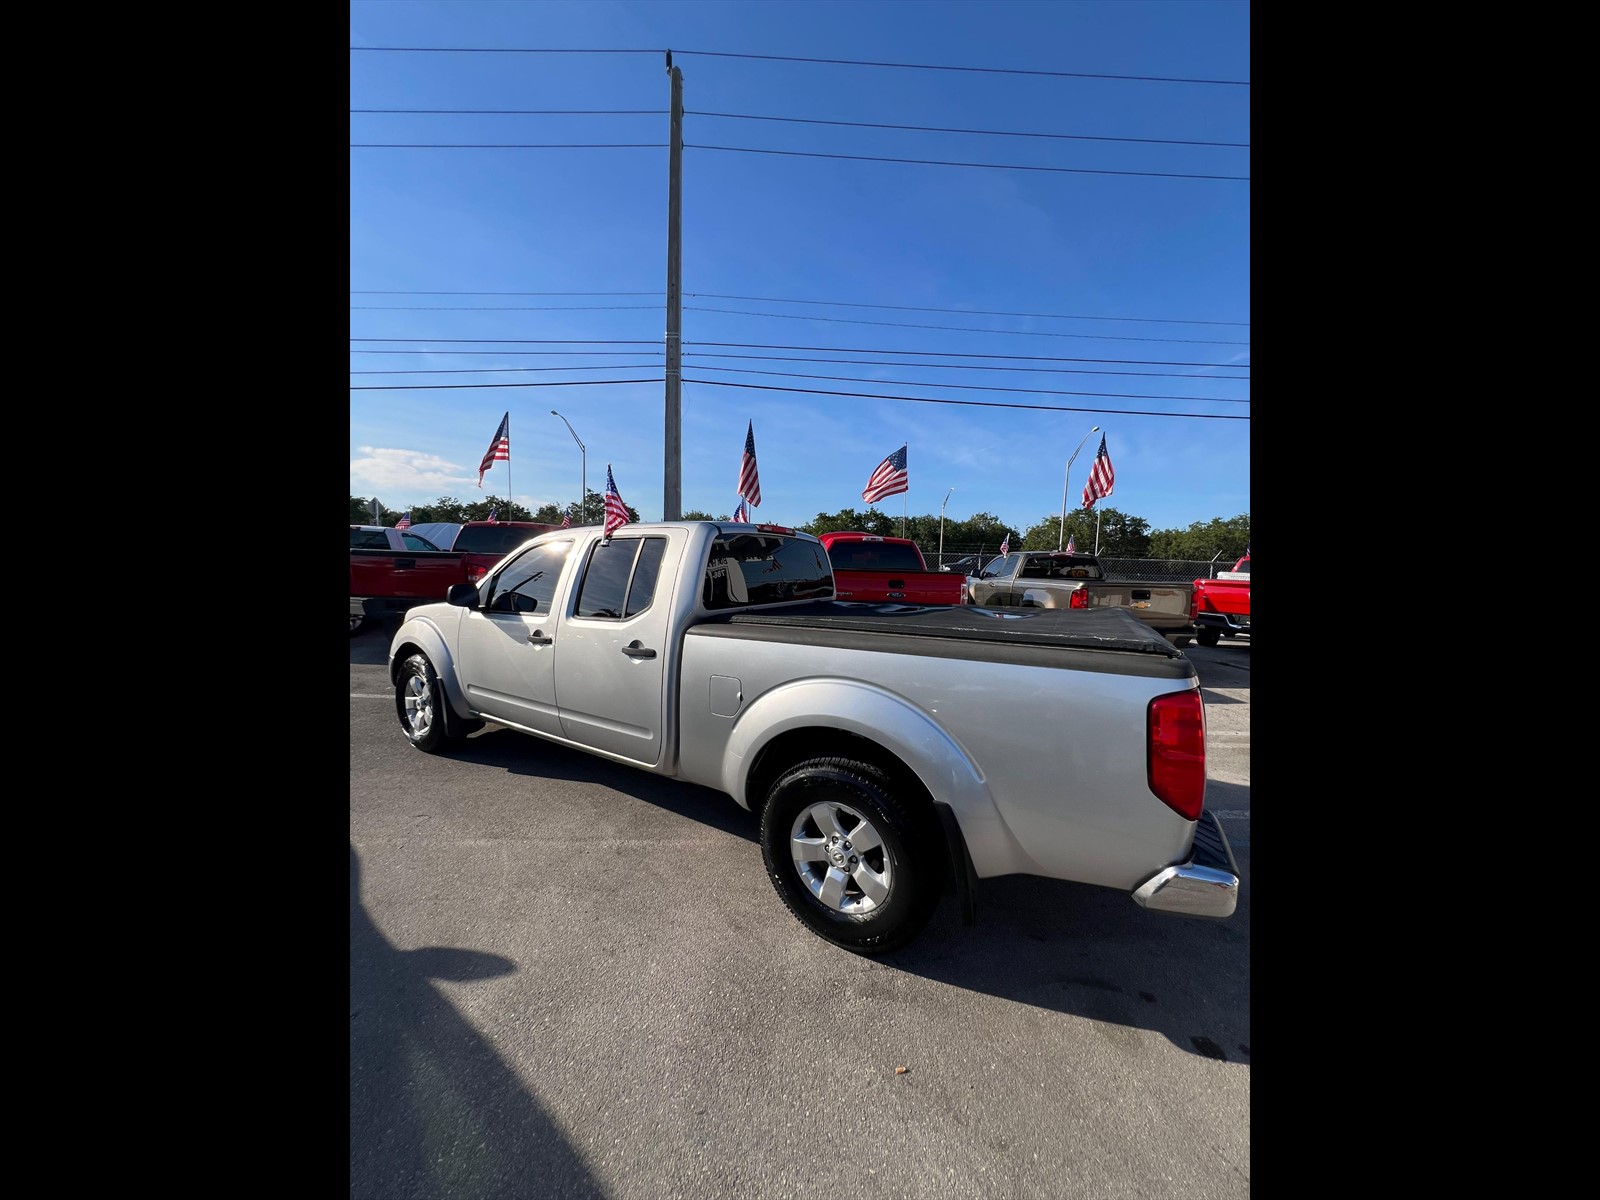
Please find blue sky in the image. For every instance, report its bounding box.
[350,0,1249,534]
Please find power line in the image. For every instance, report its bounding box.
[351,304,661,311]
[350,364,664,375]
[348,106,1246,149]
[685,351,1243,380]
[682,377,1247,420]
[351,142,666,149]
[351,46,661,54]
[351,337,662,345]
[674,49,1249,86]
[683,307,1249,345]
[685,363,1246,404]
[688,143,1247,181]
[351,290,660,296]
[345,354,1240,382]
[350,138,1244,175]
[349,289,1245,327]
[350,378,665,391]
[350,349,663,357]
[686,110,1247,148]
[688,295,1246,327]
[350,336,1250,367]
[688,341,1249,368]
[348,46,1249,86]
[352,108,667,115]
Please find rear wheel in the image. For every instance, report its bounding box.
[350,614,365,637]
[759,757,944,955]
[1197,626,1221,647]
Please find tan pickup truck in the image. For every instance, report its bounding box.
[967,550,1195,647]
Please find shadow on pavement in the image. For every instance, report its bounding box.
[350,845,603,1199]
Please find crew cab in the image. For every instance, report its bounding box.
[1191,554,1250,646]
[816,531,966,605]
[386,521,1239,954]
[967,550,1196,647]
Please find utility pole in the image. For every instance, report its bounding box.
[663,51,684,520]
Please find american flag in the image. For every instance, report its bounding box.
[603,464,629,537]
[1065,534,1076,554]
[395,512,411,530]
[1081,435,1114,508]
[737,421,761,509]
[733,499,748,523]
[477,412,510,487]
[998,532,1010,556]
[486,507,498,523]
[862,444,908,504]
[560,512,571,528]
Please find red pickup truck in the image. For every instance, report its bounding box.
[351,521,564,635]
[1190,554,1250,646]
[817,532,967,605]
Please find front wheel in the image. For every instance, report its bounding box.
[759,757,944,955]
[395,652,472,752]
[1196,626,1221,647]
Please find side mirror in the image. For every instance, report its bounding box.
[447,583,480,608]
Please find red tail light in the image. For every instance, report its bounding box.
[1147,690,1206,821]
[468,565,488,583]
[1069,589,1090,609]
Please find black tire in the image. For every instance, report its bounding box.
[349,614,365,637]
[1197,626,1221,647]
[759,757,944,955]
[395,652,465,753]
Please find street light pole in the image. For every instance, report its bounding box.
[1059,424,1100,551]
[551,410,586,523]
[939,486,955,569]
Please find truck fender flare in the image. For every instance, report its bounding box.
[723,678,1021,880]
[388,615,475,727]
[1020,587,1054,608]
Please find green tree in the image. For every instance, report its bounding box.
[1146,514,1250,561]
[1014,506,1146,555]
[355,492,1247,560]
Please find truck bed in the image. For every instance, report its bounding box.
[692,601,1189,671]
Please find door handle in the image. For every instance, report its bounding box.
[621,642,657,659]
[528,631,553,645]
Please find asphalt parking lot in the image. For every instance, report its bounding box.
[350,626,1250,1199]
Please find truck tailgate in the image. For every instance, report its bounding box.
[1082,582,1194,632]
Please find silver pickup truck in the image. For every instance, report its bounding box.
[387,521,1239,954]
[967,549,1196,647]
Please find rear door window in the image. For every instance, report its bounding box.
[574,536,668,619]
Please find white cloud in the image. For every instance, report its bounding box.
[350,446,471,493]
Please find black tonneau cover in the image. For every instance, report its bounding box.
[714,600,1179,657]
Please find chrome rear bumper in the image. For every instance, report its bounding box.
[1132,811,1241,918]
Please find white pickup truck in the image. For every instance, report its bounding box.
[387,521,1239,954]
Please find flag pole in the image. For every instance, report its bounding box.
[506,413,511,518]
